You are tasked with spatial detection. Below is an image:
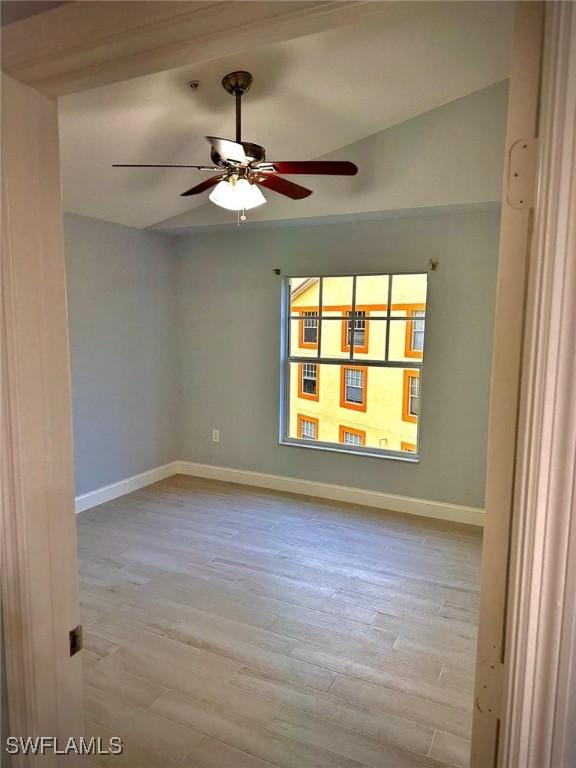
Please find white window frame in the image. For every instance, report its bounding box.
[408,374,420,417]
[342,430,363,446]
[299,417,317,440]
[345,367,364,405]
[301,363,318,396]
[302,311,318,345]
[411,309,425,353]
[346,309,367,348]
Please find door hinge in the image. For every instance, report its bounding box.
[69,625,83,656]
[475,658,504,718]
[506,137,539,209]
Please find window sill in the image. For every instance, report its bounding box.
[279,438,420,463]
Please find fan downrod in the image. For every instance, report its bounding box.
[222,71,253,96]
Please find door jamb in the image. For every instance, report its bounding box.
[500,3,576,766]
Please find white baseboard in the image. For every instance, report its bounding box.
[75,461,179,513]
[175,461,485,527]
[75,459,484,526]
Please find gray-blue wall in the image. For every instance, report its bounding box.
[65,206,499,508]
[174,207,500,509]
[65,213,178,496]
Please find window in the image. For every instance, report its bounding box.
[402,369,420,423]
[297,414,318,440]
[298,363,319,401]
[339,426,366,446]
[340,366,368,411]
[284,273,427,458]
[299,311,318,348]
[342,310,369,353]
[405,306,425,358]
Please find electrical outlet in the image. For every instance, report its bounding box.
[212,429,220,443]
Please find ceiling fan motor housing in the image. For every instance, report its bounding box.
[210,141,267,168]
[222,71,253,96]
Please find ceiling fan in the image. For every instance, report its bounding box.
[113,71,358,217]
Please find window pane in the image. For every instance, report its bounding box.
[341,429,365,446]
[390,273,428,306]
[355,275,389,317]
[287,364,420,452]
[290,318,318,358]
[345,310,367,349]
[412,310,425,352]
[320,275,353,310]
[319,318,352,359]
[301,363,318,395]
[300,418,317,439]
[290,277,319,315]
[409,375,420,416]
[388,318,426,362]
[302,312,319,344]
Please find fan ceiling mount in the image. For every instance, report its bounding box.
[113,70,358,217]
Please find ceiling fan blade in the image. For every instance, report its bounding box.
[180,175,223,197]
[205,136,248,164]
[258,175,312,200]
[113,164,216,169]
[268,161,358,176]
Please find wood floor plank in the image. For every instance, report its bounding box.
[229,668,434,754]
[78,476,482,768]
[84,720,188,768]
[329,675,473,739]
[86,686,205,762]
[268,708,447,768]
[187,737,280,768]
[428,731,471,768]
[168,622,337,692]
[151,690,369,768]
[83,656,167,708]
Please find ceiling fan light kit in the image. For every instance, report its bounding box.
[209,176,266,211]
[113,70,358,222]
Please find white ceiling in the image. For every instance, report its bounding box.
[58,1,514,230]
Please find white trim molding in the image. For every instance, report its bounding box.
[75,462,179,513]
[176,461,484,527]
[500,3,576,767]
[77,460,484,526]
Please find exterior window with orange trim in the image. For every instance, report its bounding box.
[298,363,320,401]
[298,310,318,349]
[340,366,368,412]
[402,369,420,423]
[404,306,426,359]
[297,414,319,440]
[400,441,417,453]
[341,309,369,353]
[339,426,366,446]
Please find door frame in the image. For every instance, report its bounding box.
[471,2,544,765]
[2,2,575,765]
[499,3,576,766]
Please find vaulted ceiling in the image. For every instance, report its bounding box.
[58,1,514,230]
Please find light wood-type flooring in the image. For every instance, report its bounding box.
[77,475,482,768]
